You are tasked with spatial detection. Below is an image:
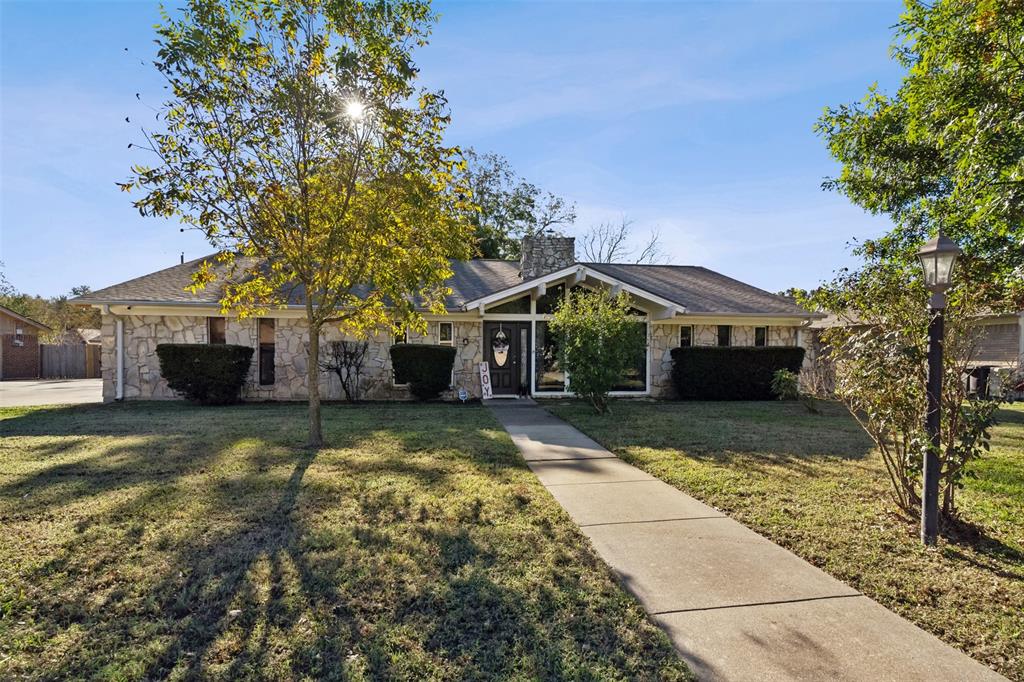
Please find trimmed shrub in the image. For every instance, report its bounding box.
[390,343,457,400]
[670,346,805,400]
[156,343,253,405]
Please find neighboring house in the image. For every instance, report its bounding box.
[71,235,820,402]
[809,310,1024,396]
[55,328,103,346]
[0,305,50,380]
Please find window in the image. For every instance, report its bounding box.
[258,318,275,385]
[754,326,768,347]
[438,322,453,346]
[611,321,648,392]
[717,325,731,347]
[679,325,693,348]
[487,295,531,314]
[535,321,565,392]
[392,329,409,385]
[536,283,565,315]
[13,327,24,347]
[208,317,226,345]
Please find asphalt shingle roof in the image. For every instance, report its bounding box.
[73,256,813,317]
[583,263,812,316]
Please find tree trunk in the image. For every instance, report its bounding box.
[306,308,324,448]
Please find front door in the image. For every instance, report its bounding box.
[484,322,531,396]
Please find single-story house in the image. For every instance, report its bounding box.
[71,235,820,402]
[0,305,50,380]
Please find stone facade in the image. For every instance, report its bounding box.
[101,313,483,402]
[100,312,805,402]
[520,234,576,279]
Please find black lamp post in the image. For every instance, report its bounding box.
[916,231,961,546]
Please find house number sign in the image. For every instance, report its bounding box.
[479,362,493,400]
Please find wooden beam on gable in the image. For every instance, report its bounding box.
[652,305,679,321]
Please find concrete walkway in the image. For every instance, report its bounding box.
[489,400,1005,682]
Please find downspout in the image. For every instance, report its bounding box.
[115,316,124,401]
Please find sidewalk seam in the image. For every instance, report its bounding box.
[651,592,864,616]
[579,515,727,528]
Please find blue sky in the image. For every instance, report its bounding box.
[1,0,905,298]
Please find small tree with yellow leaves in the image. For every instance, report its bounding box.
[125,0,473,446]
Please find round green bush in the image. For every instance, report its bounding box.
[390,343,457,401]
[156,343,254,405]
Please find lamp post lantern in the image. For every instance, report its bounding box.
[916,231,961,546]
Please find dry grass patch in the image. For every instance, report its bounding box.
[0,402,690,681]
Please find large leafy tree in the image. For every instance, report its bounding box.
[460,149,575,259]
[812,0,1023,522]
[815,0,1024,305]
[125,0,474,446]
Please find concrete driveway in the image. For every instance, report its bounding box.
[0,379,103,407]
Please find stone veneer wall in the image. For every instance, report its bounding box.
[99,313,804,402]
[649,323,803,398]
[100,313,483,402]
[520,235,576,279]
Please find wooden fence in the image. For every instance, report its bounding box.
[40,344,101,379]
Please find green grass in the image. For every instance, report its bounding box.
[0,402,691,681]
[544,399,1024,681]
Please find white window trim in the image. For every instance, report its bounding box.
[717,324,732,347]
[208,316,226,345]
[754,325,769,347]
[679,324,694,348]
[438,321,454,347]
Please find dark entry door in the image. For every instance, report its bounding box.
[484,322,530,395]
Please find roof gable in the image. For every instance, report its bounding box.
[0,305,51,331]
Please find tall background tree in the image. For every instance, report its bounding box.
[125,0,473,446]
[459,149,575,258]
[0,265,100,341]
[812,0,1023,522]
[578,217,665,264]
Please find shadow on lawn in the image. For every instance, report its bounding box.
[548,401,876,479]
[5,403,666,679]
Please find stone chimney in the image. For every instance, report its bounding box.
[520,233,576,279]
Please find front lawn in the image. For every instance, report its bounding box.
[0,402,690,681]
[545,400,1024,681]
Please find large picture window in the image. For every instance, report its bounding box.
[534,321,565,392]
[611,321,647,392]
[258,318,275,385]
[536,283,565,315]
